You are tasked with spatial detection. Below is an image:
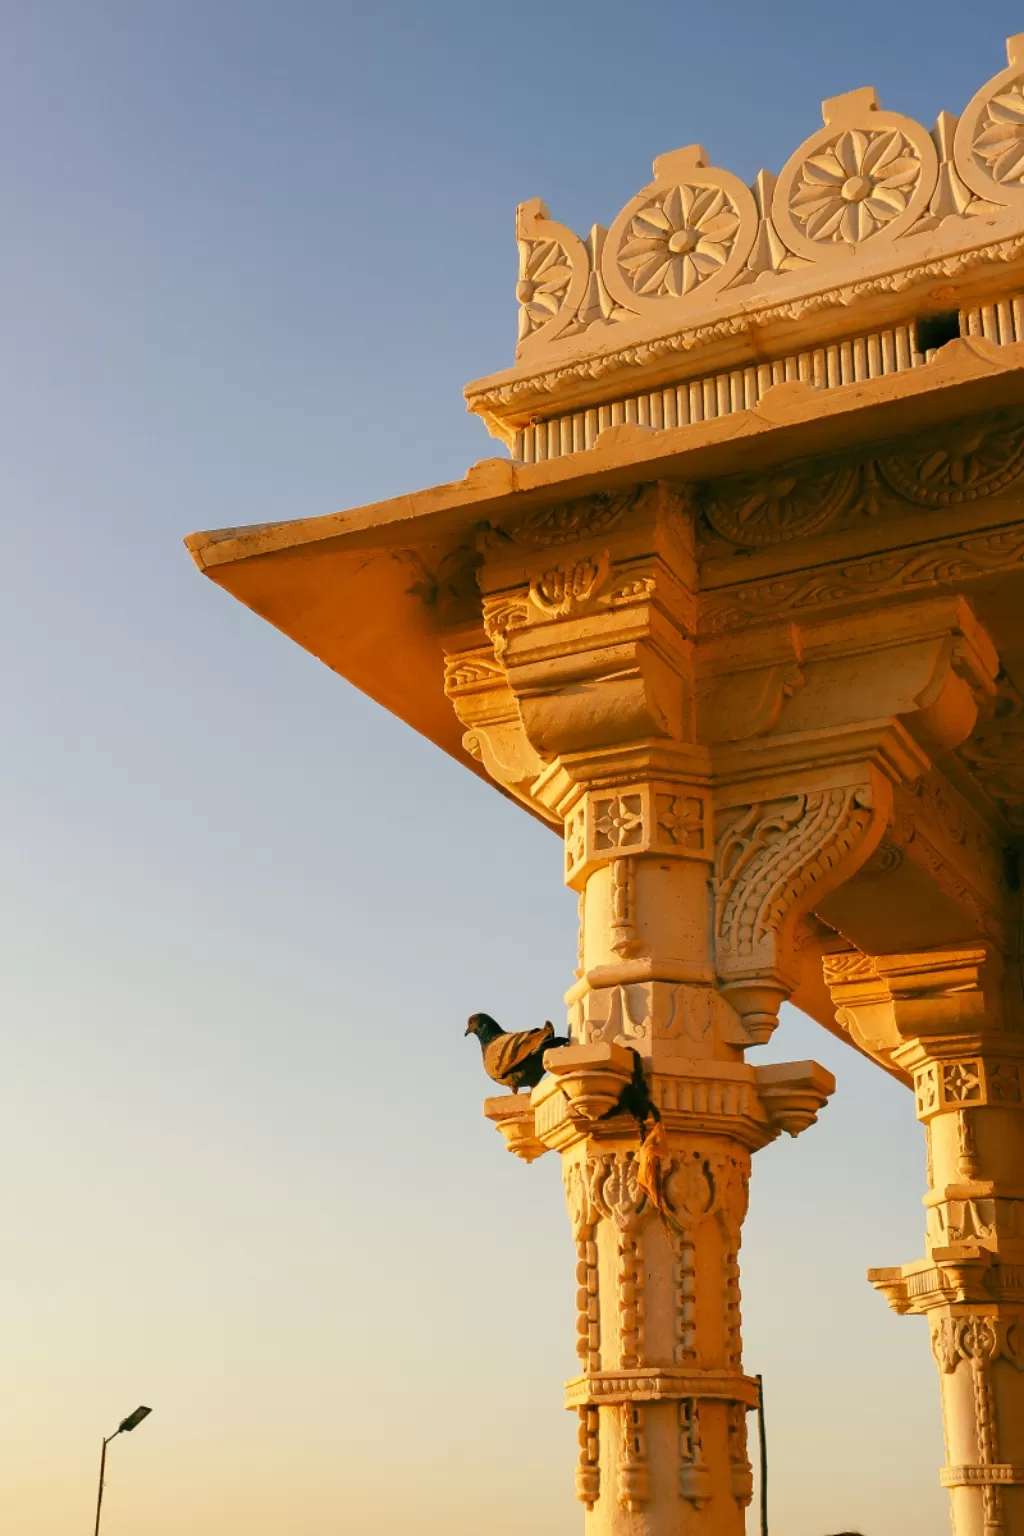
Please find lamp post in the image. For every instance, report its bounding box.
[93,1405,151,1536]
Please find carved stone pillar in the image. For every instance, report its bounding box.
[831,948,1024,1536]
[444,483,853,1534]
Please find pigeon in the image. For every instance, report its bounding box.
[599,1048,661,1137]
[465,1012,570,1093]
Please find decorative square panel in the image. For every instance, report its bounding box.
[563,782,711,887]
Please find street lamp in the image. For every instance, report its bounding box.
[93,1405,152,1536]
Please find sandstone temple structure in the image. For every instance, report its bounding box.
[188,38,1024,1536]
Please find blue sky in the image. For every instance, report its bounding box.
[3,3,1020,1531]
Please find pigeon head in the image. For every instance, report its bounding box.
[466,1012,501,1041]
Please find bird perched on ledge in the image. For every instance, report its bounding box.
[465,1013,570,1093]
[599,1048,661,1138]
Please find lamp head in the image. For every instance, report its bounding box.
[118,1406,152,1434]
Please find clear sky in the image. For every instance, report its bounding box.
[2,2,1019,1532]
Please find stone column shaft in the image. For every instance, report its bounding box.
[831,948,1024,1536]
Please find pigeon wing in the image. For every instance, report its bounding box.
[484,1022,554,1081]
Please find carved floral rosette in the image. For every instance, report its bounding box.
[954,35,1024,210]
[601,146,758,316]
[772,88,937,263]
[515,197,591,348]
[564,783,711,888]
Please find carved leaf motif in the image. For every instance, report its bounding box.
[594,795,644,850]
[481,595,531,658]
[989,1063,1022,1103]
[973,80,1024,186]
[663,1152,716,1227]
[789,129,924,244]
[589,1154,646,1231]
[656,794,704,849]
[943,1061,983,1103]
[517,234,575,341]
[701,464,861,547]
[529,549,611,619]
[617,184,742,298]
[508,488,641,548]
[931,1317,962,1375]
[876,416,1024,506]
[564,1161,597,1240]
[961,1316,1000,1366]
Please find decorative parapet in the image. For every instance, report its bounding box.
[467,38,1024,452]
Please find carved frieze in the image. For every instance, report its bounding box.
[875,414,1024,505]
[701,521,1024,632]
[697,408,1024,556]
[499,486,645,548]
[701,462,860,547]
[475,39,1024,391]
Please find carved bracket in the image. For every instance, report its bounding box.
[714,778,888,1040]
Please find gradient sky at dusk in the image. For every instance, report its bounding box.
[3,3,1021,1532]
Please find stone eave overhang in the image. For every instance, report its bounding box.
[186,336,1024,790]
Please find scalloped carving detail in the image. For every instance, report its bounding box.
[955,35,1024,207]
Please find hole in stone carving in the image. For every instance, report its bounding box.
[915,311,961,354]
